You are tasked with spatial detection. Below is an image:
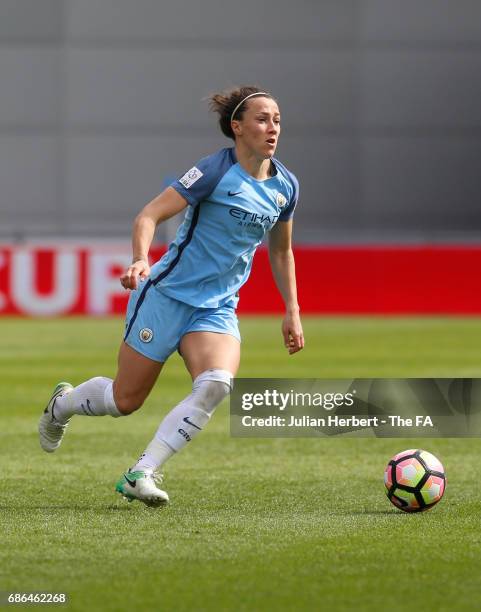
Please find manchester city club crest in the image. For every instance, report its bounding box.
[139,328,153,343]
[276,193,287,208]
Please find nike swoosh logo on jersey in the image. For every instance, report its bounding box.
[183,416,202,430]
[228,190,242,196]
[125,475,137,487]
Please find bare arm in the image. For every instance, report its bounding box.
[120,187,188,290]
[268,219,304,354]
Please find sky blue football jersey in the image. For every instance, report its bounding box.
[150,147,299,308]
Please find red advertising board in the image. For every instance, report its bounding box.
[1,244,481,315]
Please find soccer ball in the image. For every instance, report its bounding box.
[384,449,446,513]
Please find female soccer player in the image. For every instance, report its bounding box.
[39,85,304,507]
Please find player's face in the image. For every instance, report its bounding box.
[234,97,281,158]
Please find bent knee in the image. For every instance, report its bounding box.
[112,388,145,415]
[192,370,233,412]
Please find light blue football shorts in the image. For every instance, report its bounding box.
[123,279,240,363]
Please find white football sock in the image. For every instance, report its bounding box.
[132,369,233,472]
[54,376,122,423]
[133,439,175,472]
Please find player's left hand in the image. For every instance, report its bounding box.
[282,310,304,355]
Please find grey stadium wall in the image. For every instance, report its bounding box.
[0,0,481,243]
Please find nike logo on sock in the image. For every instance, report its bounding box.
[183,416,202,430]
[80,399,94,416]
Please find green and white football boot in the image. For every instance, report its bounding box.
[38,382,73,453]
[115,470,169,507]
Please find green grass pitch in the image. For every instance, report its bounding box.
[2,316,481,611]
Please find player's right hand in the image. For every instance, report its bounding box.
[120,259,151,290]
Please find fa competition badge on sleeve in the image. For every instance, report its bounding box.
[276,193,287,208]
[179,166,203,189]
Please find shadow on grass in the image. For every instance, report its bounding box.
[0,504,132,511]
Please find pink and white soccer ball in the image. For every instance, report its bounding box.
[384,449,446,512]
